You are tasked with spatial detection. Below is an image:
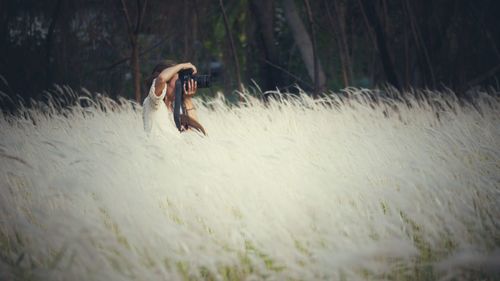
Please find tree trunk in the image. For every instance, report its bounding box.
[219,0,244,96]
[404,0,435,88]
[45,0,62,89]
[183,1,191,61]
[282,0,326,95]
[303,0,321,97]
[250,0,282,91]
[358,0,401,89]
[335,0,352,87]
[119,0,147,102]
[131,37,141,103]
[404,15,410,88]
[326,0,351,88]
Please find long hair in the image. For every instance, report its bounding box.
[145,59,177,88]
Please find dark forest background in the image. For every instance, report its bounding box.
[1,0,499,103]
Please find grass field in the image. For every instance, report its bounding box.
[0,87,499,280]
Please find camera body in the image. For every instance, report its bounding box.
[177,69,210,88]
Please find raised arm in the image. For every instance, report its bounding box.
[153,62,197,96]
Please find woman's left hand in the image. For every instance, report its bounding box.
[183,79,197,98]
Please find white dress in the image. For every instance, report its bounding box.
[142,79,179,137]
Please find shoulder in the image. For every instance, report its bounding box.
[148,78,167,100]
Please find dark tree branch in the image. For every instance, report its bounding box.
[88,34,171,75]
[119,0,134,42]
[262,58,313,89]
[135,0,148,34]
[467,64,500,88]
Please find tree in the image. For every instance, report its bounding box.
[45,0,62,89]
[325,0,352,88]
[249,0,284,91]
[2,0,500,102]
[358,0,400,89]
[218,0,244,95]
[118,0,148,103]
[282,0,326,96]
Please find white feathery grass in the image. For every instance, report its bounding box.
[0,87,499,280]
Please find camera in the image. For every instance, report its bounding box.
[178,69,211,88]
[173,68,210,134]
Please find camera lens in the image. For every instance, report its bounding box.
[194,75,211,88]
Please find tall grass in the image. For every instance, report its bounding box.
[0,87,499,280]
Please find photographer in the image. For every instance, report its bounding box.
[143,60,203,135]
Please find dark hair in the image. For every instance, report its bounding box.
[145,59,177,87]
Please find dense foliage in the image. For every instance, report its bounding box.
[1,0,499,102]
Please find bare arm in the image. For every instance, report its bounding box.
[154,63,197,96]
[183,97,198,121]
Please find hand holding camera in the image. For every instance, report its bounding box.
[173,64,210,135]
[183,79,197,98]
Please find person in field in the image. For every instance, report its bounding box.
[143,60,204,135]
